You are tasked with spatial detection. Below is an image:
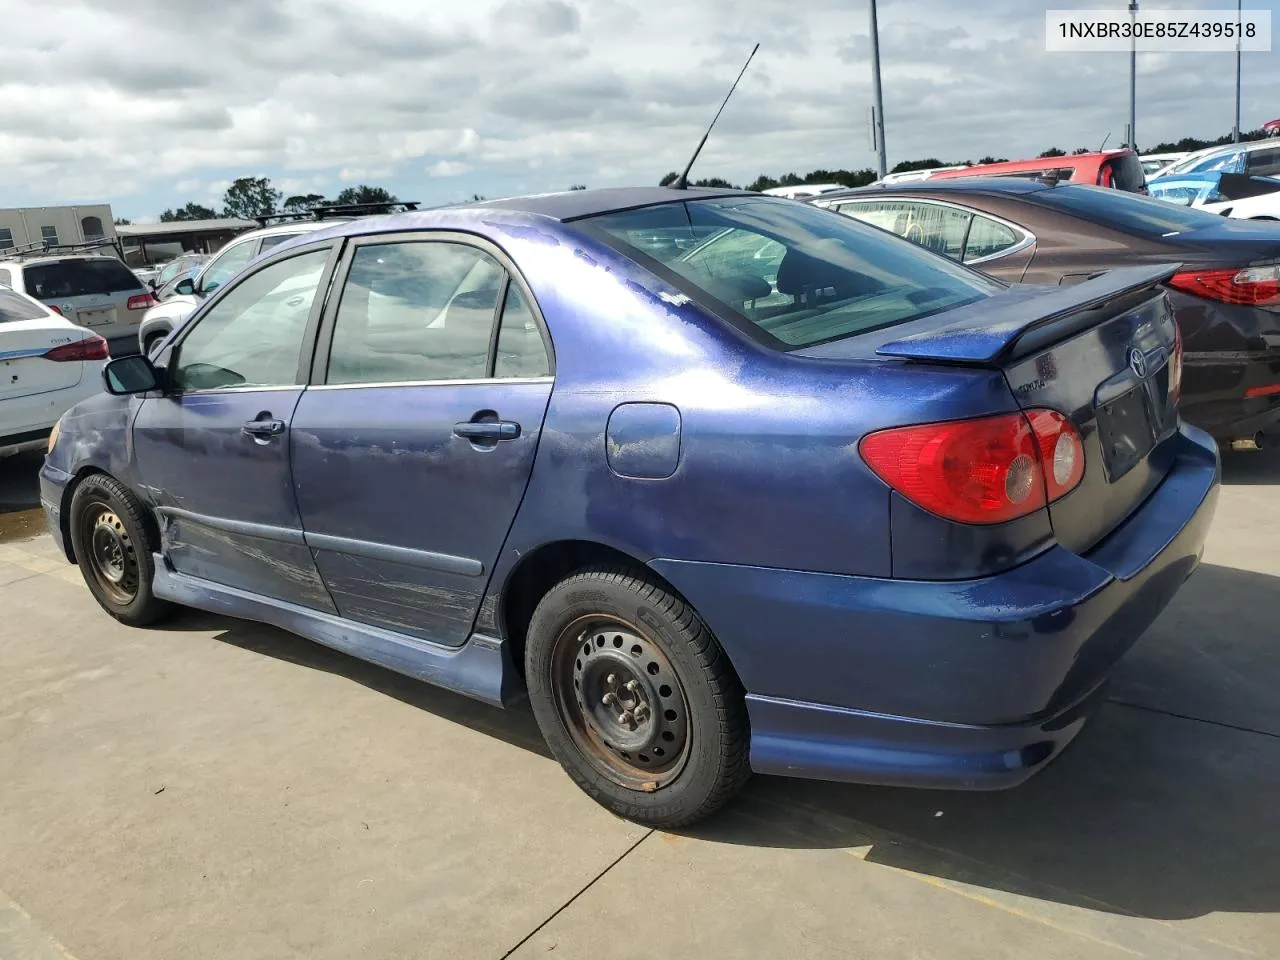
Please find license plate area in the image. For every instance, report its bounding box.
[1096,384,1157,481]
[79,309,112,326]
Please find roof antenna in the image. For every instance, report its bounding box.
[1099,130,1112,152]
[671,43,760,190]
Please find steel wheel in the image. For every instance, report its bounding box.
[80,504,139,605]
[550,614,692,790]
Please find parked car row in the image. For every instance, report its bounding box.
[810,178,1280,448]
[37,182,1220,828]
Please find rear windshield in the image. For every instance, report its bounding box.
[1104,154,1147,191]
[580,197,1000,349]
[24,258,142,300]
[1030,184,1226,236]
[0,287,49,323]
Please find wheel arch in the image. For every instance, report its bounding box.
[59,468,160,565]
[497,539,704,679]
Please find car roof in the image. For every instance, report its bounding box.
[243,219,346,239]
[0,253,129,269]
[475,186,751,222]
[812,178,1055,202]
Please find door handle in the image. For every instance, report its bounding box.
[453,420,521,441]
[242,417,287,439]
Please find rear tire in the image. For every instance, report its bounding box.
[525,566,750,828]
[142,331,166,355]
[69,474,172,627]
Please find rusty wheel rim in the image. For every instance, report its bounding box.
[82,504,139,605]
[550,615,691,791]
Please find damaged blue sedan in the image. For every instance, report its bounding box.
[41,186,1219,826]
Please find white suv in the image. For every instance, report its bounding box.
[0,253,153,347]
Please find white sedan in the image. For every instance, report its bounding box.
[1146,172,1280,221]
[0,284,108,457]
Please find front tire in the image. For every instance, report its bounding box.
[525,567,750,828]
[69,474,172,627]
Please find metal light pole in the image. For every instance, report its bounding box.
[1128,0,1138,149]
[1233,0,1242,142]
[869,0,888,178]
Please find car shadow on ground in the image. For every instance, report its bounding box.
[688,560,1280,924]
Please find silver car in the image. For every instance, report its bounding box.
[0,254,153,347]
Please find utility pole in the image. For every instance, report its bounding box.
[869,0,888,178]
[1128,0,1138,150]
[1233,0,1242,142]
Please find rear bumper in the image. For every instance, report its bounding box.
[650,423,1220,789]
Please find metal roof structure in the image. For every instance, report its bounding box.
[116,218,257,237]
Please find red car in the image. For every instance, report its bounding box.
[931,149,1148,193]
[1264,118,1280,137]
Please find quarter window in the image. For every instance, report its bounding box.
[326,241,505,385]
[962,216,1020,262]
[172,248,329,392]
[494,281,550,378]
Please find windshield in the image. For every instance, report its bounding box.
[1163,149,1247,177]
[1029,184,1226,236]
[580,197,1000,349]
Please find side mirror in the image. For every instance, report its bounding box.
[174,278,196,296]
[103,355,161,395]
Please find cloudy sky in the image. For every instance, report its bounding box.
[4,0,1278,220]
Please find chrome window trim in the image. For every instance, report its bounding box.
[309,375,554,392]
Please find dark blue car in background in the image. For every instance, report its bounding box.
[40,187,1219,826]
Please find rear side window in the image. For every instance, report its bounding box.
[963,217,1021,261]
[259,233,301,253]
[1103,155,1146,192]
[582,196,1000,349]
[0,287,47,323]
[494,282,550,378]
[24,259,142,299]
[326,241,506,385]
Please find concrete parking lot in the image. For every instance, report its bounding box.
[0,448,1277,960]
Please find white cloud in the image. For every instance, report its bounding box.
[428,160,471,177]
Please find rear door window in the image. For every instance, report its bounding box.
[836,199,971,260]
[23,258,142,300]
[200,239,258,294]
[325,241,506,385]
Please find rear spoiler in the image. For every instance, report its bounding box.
[876,264,1180,365]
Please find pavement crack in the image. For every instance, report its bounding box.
[498,828,654,959]
[1106,696,1280,740]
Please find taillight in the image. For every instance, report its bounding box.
[859,409,1085,525]
[44,336,109,362]
[1168,263,1280,307]
[48,305,63,316]
[1169,323,1183,405]
[127,293,154,311]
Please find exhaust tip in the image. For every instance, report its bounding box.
[1229,434,1264,452]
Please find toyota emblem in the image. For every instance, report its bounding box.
[1128,347,1148,379]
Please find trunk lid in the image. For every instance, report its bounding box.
[0,311,88,402]
[818,265,1183,555]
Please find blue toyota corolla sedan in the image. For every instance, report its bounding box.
[40,186,1219,827]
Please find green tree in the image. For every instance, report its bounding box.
[159,202,217,222]
[221,177,282,219]
[113,217,132,226]
[282,193,327,214]
[1038,147,1067,158]
[334,185,397,206]
[977,156,1007,164]
[568,184,587,190]
[1072,147,1092,154]
[659,171,679,186]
